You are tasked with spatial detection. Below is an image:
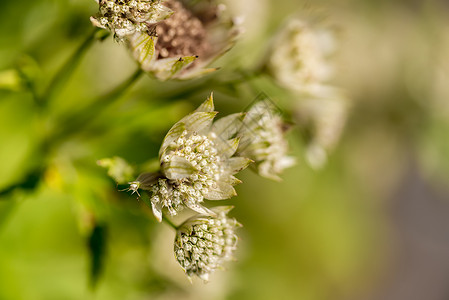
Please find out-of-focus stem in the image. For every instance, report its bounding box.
[38,28,100,108]
[52,68,144,141]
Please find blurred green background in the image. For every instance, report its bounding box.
[1,0,449,299]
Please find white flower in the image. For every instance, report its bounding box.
[92,0,241,80]
[267,17,336,93]
[90,0,173,40]
[130,94,251,221]
[294,86,349,169]
[174,206,241,282]
[237,99,295,181]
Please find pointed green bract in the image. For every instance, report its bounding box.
[179,111,217,134]
[161,156,196,180]
[169,56,198,78]
[147,55,197,80]
[211,113,245,140]
[148,3,174,23]
[214,137,240,158]
[210,205,234,215]
[184,202,215,216]
[195,93,215,113]
[129,33,156,71]
[159,122,186,159]
[91,0,241,80]
[226,157,253,174]
[177,67,218,80]
[151,200,163,223]
[205,182,237,200]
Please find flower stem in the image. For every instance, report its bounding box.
[52,68,144,141]
[38,27,100,108]
[96,68,144,104]
[162,215,178,230]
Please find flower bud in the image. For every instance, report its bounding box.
[237,99,295,181]
[91,0,241,80]
[174,206,241,282]
[266,17,336,94]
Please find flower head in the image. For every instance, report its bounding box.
[294,87,349,169]
[266,17,336,93]
[90,0,173,40]
[237,99,295,181]
[174,206,241,282]
[92,0,241,80]
[130,94,251,221]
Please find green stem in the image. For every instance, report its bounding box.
[96,68,144,104]
[39,27,100,107]
[52,68,144,141]
[162,215,178,230]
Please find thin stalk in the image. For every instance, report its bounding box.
[52,68,144,141]
[162,215,178,230]
[96,68,144,105]
[39,27,100,107]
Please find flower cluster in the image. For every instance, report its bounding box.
[174,206,240,281]
[108,94,293,281]
[267,17,336,94]
[129,94,251,222]
[237,99,295,180]
[91,0,241,80]
[115,94,262,281]
[90,0,173,40]
[294,87,349,169]
[264,17,349,169]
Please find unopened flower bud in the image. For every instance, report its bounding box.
[174,206,241,282]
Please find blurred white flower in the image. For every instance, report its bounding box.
[267,17,336,93]
[174,206,241,282]
[237,99,295,180]
[294,87,349,169]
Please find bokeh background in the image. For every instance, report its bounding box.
[1,0,449,299]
